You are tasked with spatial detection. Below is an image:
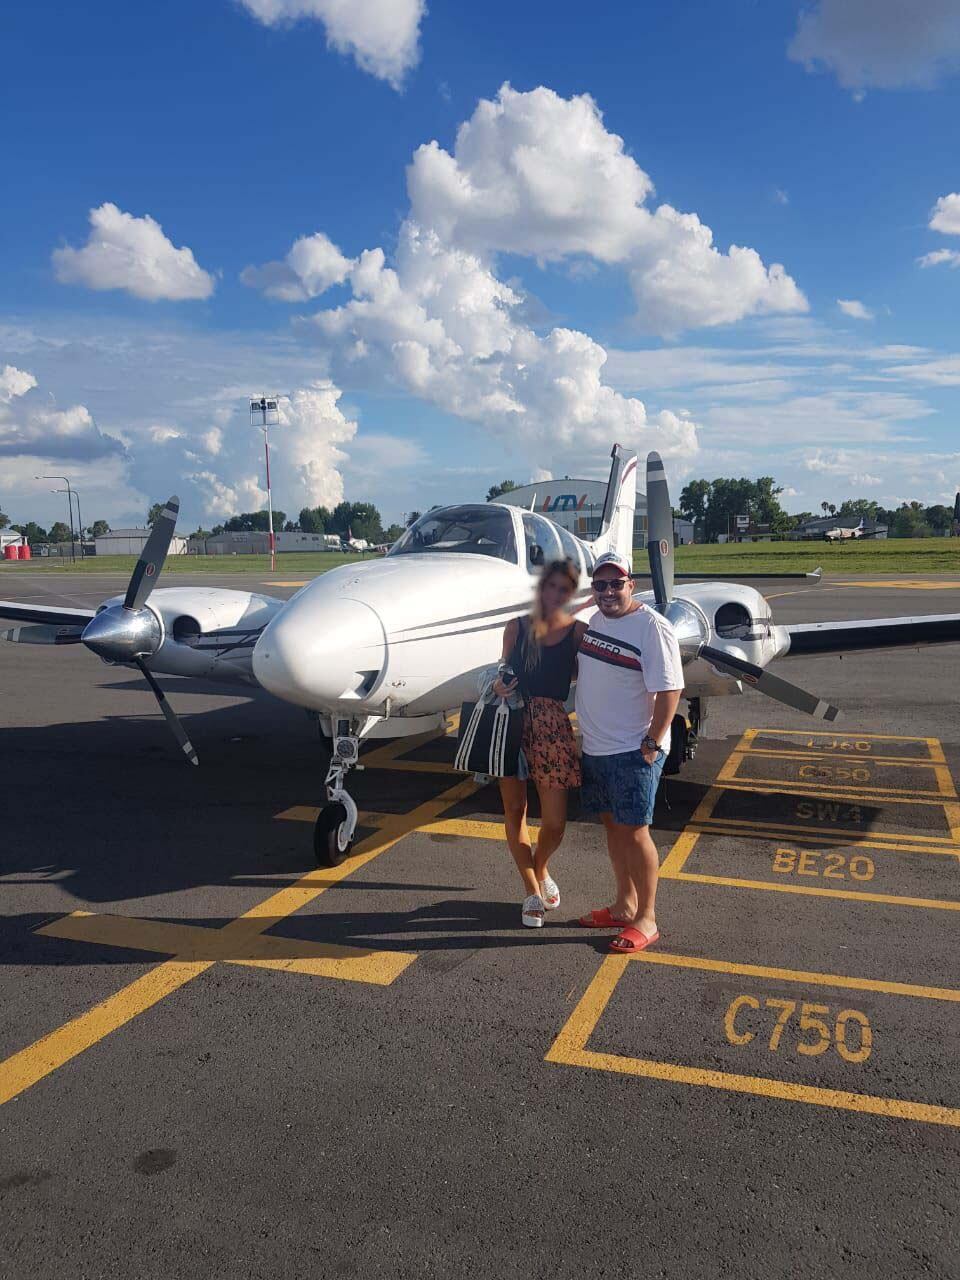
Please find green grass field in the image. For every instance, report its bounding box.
[673,537,960,575]
[1,539,958,578]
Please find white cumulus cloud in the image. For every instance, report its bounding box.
[306,222,699,465]
[837,298,874,320]
[788,0,960,92]
[243,84,820,473]
[182,380,357,520]
[930,193,960,235]
[0,365,125,461]
[241,231,355,301]
[405,84,806,334]
[0,365,38,402]
[52,203,215,302]
[918,248,960,269]
[236,0,425,88]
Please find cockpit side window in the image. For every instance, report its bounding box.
[557,526,583,574]
[389,505,518,563]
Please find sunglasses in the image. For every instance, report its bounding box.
[592,578,628,594]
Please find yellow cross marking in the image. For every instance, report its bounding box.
[37,911,415,984]
[0,773,478,1107]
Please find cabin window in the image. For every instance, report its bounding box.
[389,506,518,563]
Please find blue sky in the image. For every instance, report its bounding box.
[2,0,959,532]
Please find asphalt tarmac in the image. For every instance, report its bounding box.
[2,570,960,1280]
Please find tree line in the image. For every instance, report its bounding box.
[676,478,957,541]
[0,510,111,546]
[181,500,406,546]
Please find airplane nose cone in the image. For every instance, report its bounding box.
[81,605,162,661]
[252,597,386,711]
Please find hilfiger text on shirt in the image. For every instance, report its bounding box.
[579,629,644,672]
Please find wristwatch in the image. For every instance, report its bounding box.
[642,735,662,754]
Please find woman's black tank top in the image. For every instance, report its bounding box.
[508,617,578,702]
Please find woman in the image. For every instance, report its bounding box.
[493,558,586,928]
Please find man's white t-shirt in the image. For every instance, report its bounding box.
[575,604,684,756]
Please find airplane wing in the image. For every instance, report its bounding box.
[0,599,96,626]
[784,613,960,656]
[0,599,96,645]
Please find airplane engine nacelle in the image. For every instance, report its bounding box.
[95,586,286,685]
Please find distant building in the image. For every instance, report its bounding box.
[492,478,694,548]
[200,531,270,556]
[793,516,888,540]
[188,530,344,555]
[95,527,187,556]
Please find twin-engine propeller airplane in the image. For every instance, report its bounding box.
[4,447,960,866]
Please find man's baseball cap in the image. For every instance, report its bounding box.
[591,551,631,578]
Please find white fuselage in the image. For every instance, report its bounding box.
[250,552,788,721]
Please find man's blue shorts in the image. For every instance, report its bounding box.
[581,748,666,827]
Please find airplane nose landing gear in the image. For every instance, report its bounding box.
[314,716,376,867]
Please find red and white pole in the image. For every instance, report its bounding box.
[263,425,276,572]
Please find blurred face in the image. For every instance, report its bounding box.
[592,568,631,617]
[541,569,576,615]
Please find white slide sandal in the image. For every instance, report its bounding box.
[540,875,560,910]
[521,894,545,928]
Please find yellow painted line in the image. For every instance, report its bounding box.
[372,759,457,775]
[360,729,443,768]
[736,746,948,769]
[276,806,392,827]
[714,780,954,807]
[234,777,478,927]
[718,750,951,798]
[745,728,938,747]
[622,950,960,1000]
[37,912,415,985]
[694,816,959,845]
[685,824,960,857]
[418,817,523,841]
[0,962,210,1108]
[546,953,960,1127]
[262,580,309,586]
[835,580,960,590]
[0,773,478,1107]
[658,829,701,878]
[672,871,960,912]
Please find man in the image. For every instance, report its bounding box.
[575,550,684,952]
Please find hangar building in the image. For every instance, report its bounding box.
[95,527,187,556]
[492,479,694,548]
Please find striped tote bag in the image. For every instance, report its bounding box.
[454,698,523,777]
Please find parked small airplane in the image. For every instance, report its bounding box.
[823,517,866,541]
[3,447,960,866]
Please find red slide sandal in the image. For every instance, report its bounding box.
[578,907,629,928]
[609,926,660,953]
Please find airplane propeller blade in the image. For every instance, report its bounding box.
[124,496,179,612]
[135,659,199,766]
[699,643,840,722]
[645,452,674,608]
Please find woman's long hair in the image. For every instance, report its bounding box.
[523,558,580,670]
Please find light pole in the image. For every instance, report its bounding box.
[54,488,84,558]
[250,396,280,571]
[38,474,76,562]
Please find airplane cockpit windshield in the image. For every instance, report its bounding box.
[388,505,518,563]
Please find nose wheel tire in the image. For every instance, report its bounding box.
[314,802,352,867]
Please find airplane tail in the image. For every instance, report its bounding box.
[587,445,639,569]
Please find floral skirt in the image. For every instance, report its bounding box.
[522,696,581,790]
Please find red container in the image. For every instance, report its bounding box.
[18,544,31,559]
[3,545,18,560]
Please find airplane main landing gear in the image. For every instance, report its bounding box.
[313,716,376,867]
